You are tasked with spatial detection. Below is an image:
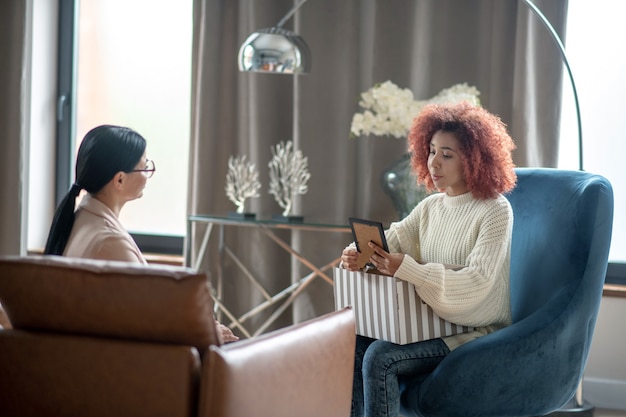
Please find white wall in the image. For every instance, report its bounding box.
[584,296,626,410]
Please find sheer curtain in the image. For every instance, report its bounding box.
[188,0,567,333]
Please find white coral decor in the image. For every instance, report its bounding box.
[268,141,311,216]
[350,81,481,138]
[225,155,261,213]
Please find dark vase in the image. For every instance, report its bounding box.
[380,153,430,219]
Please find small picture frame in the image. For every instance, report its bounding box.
[348,217,389,271]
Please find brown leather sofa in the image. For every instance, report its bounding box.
[0,256,356,417]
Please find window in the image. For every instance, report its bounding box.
[57,0,192,254]
[558,1,625,281]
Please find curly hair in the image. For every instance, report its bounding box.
[407,102,516,200]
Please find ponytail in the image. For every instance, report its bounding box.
[43,183,83,255]
[43,124,146,255]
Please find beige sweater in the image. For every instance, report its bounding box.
[387,191,513,350]
[64,194,147,264]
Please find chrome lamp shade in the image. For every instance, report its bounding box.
[237,27,311,74]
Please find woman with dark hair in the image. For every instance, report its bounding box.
[44,125,153,262]
[44,124,238,343]
[340,102,517,417]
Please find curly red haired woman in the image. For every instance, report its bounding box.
[341,102,517,417]
[409,101,517,199]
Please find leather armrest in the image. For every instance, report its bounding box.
[198,307,355,417]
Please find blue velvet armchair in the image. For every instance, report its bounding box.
[399,168,614,417]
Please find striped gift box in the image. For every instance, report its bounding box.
[333,268,473,344]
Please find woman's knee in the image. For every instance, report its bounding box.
[362,339,397,374]
[364,339,394,357]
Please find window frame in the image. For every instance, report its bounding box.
[55,0,184,257]
[55,0,76,205]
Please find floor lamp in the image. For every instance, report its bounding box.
[237,0,311,200]
[523,1,590,415]
[523,0,583,172]
[237,0,312,323]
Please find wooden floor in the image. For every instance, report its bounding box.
[595,409,626,417]
[544,408,625,417]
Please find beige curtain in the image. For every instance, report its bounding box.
[188,0,568,334]
[0,1,28,256]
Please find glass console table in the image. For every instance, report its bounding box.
[185,214,351,338]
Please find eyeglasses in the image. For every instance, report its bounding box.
[129,159,156,178]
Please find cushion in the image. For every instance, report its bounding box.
[0,255,219,349]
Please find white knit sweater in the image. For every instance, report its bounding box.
[387,191,513,349]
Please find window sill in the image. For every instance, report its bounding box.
[143,253,184,267]
[603,284,626,298]
[27,249,184,267]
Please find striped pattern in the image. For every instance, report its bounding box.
[334,268,473,344]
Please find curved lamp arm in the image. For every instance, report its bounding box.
[277,0,309,29]
[522,0,583,171]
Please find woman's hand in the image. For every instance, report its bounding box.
[340,247,360,271]
[368,242,404,276]
[215,320,239,343]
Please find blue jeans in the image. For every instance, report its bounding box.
[351,335,450,417]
